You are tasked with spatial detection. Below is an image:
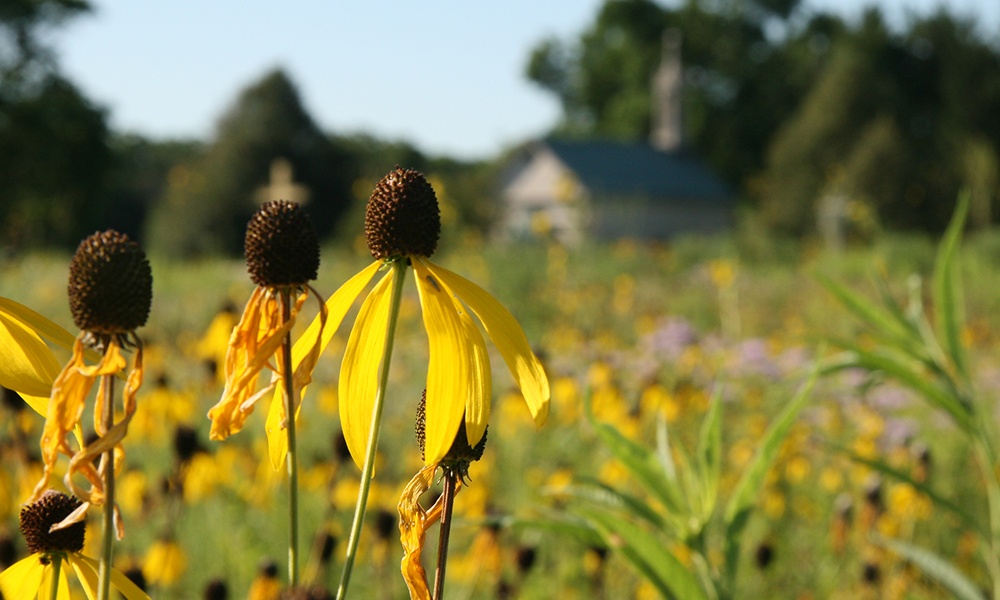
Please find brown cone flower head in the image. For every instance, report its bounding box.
[365,167,440,260]
[245,200,320,287]
[19,490,85,555]
[68,229,153,335]
[415,390,486,477]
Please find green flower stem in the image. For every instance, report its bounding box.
[281,289,301,588]
[49,553,63,599]
[336,260,408,600]
[433,470,458,600]
[97,372,115,600]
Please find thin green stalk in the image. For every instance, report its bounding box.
[281,289,300,588]
[97,373,115,600]
[433,470,458,600]
[48,554,63,599]
[336,260,407,600]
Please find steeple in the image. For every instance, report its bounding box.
[650,29,683,152]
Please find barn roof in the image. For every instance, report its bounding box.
[544,138,732,203]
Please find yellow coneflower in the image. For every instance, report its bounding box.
[205,200,327,589]
[300,167,548,470]
[0,490,147,600]
[297,168,548,599]
[206,201,326,464]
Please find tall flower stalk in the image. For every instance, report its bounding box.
[286,167,549,598]
[28,230,152,600]
[207,200,327,590]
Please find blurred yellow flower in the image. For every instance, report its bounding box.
[142,538,187,586]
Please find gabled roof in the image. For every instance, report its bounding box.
[543,138,732,202]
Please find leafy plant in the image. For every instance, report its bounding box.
[821,193,1000,599]
[546,371,816,600]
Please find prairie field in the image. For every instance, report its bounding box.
[3,226,1000,599]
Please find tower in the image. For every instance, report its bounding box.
[650,29,683,152]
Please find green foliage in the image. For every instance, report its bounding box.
[0,1,113,251]
[822,194,1000,598]
[548,373,816,600]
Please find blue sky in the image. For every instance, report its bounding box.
[52,0,999,161]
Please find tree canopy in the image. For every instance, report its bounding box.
[526,0,1000,234]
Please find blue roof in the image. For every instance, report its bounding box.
[544,139,732,203]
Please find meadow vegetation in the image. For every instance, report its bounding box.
[3,217,1000,598]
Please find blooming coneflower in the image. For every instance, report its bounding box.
[0,490,148,599]
[298,167,548,598]
[206,200,327,588]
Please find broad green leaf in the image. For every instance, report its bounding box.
[723,367,817,575]
[874,536,984,600]
[932,192,970,382]
[577,506,709,600]
[586,391,685,515]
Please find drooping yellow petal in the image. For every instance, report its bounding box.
[68,553,99,600]
[262,290,321,470]
[0,296,78,352]
[207,288,295,441]
[70,554,150,600]
[413,259,488,464]
[339,268,394,469]
[32,336,126,504]
[0,310,61,400]
[426,260,550,427]
[459,306,491,448]
[397,464,440,600]
[265,267,376,469]
[38,556,71,600]
[295,261,381,363]
[0,555,46,600]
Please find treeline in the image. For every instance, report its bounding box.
[528,0,1000,235]
[2,0,999,256]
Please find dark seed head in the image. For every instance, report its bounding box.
[68,230,152,335]
[415,390,487,478]
[203,579,229,600]
[365,167,440,260]
[373,509,396,541]
[245,200,320,287]
[19,490,86,555]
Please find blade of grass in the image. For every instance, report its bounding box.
[932,192,970,382]
[874,535,984,600]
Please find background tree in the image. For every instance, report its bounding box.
[0,0,113,251]
[146,69,357,258]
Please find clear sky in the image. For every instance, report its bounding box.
[51,0,999,161]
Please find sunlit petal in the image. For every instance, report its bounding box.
[339,267,394,469]
[293,261,381,364]
[71,554,150,600]
[0,296,78,352]
[0,311,61,399]
[68,554,99,600]
[426,261,550,427]
[0,555,46,600]
[413,259,487,464]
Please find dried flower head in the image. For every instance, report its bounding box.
[245,200,320,287]
[68,230,152,336]
[19,490,86,555]
[365,167,440,260]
